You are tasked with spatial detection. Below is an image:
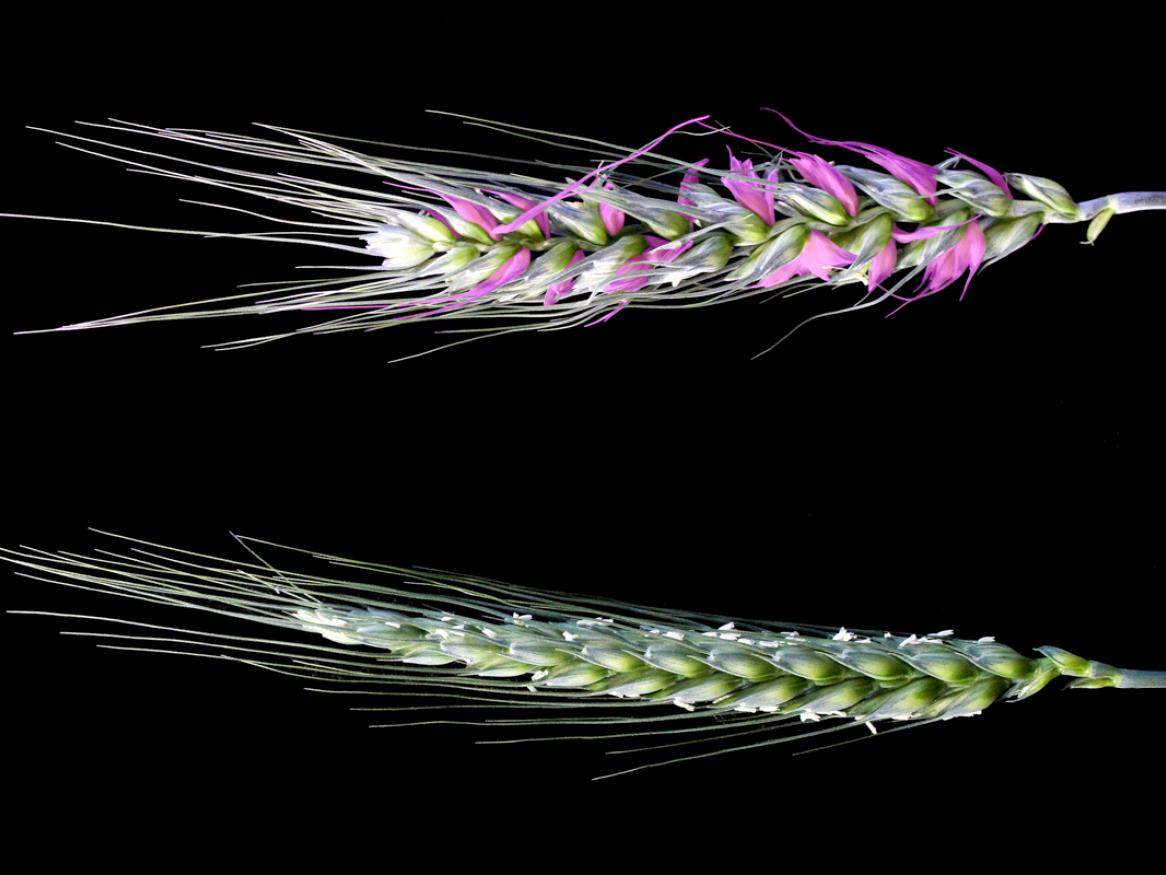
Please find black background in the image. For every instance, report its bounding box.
[3,8,1164,874]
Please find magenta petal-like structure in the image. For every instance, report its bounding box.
[790,152,860,217]
[759,230,855,287]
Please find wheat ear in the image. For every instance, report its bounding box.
[4,532,1161,779]
[5,112,1163,358]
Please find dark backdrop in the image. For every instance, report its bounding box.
[3,7,1163,874]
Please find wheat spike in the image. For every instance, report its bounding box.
[5,112,1164,358]
[4,533,1161,779]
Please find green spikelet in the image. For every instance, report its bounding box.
[4,534,1162,779]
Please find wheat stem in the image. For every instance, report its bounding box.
[1113,669,1166,689]
[1076,191,1166,218]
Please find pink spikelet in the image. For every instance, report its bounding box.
[4,110,1162,358]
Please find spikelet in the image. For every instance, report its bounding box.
[7,113,1165,358]
[5,533,1162,780]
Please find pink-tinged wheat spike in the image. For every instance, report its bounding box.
[4,112,1164,359]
